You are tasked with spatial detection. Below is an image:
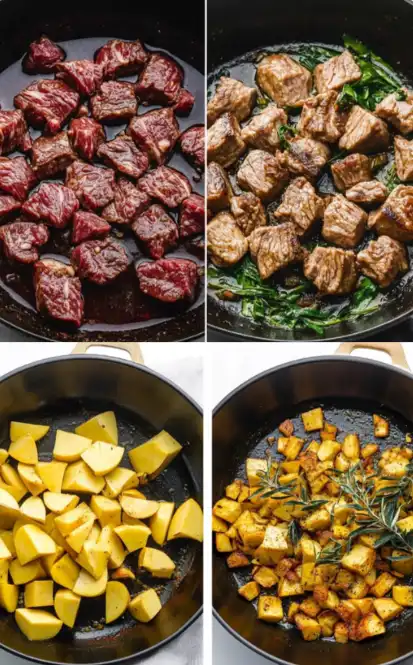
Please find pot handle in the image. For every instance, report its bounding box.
[336,342,409,370]
[71,342,144,365]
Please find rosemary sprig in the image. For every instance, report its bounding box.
[316,539,343,566]
[251,457,298,500]
[288,519,301,548]
[285,484,329,512]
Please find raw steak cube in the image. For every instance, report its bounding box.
[376,90,413,135]
[304,246,358,294]
[322,194,367,248]
[14,79,79,134]
[34,259,83,326]
[368,185,413,242]
[95,39,147,79]
[0,110,31,155]
[249,223,303,279]
[23,35,65,74]
[138,166,191,208]
[0,220,49,263]
[207,161,232,211]
[357,236,408,288]
[331,153,372,191]
[237,149,289,201]
[395,135,413,182]
[207,113,245,168]
[71,237,129,284]
[339,105,389,153]
[68,117,105,161]
[136,258,199,302]
[102,178,150,224]
[90,81,137,124]
[31,132,76,179]
[72,211,111,244]
[66,161,115,211]
[128,108,179,165]
[136,53,183,105]
[132,203,178,259]
[97,134,149,179]
[207,76,256,126]
[314,50,361,93]
[241,105,288,152]
[257,54,312,108]
[230,193,266,236]
[173,88,195,116]
[346,181,388,207]
[180,125,204,168]
[22,182,79,229]
[179,194,205,238]
[0,196,21,222]
[0,157,36,201]
[277,137,330,181]
[298,91,348,143]
[274,176,324,235]
[207,211,248,266]
[56,60,103,96]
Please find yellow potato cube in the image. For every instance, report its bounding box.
[238,581,260,601]
[81,441,124,477]
[43,492,79,515]
[114,524,151,552]
[119,495,158,519]
[0,582,18,612]
[253,566,278,588]
[257,596,283,622]
[246,459,267,486]
[24,580,53,608]
[99,526,126,570]
[66,518,95,554]
[294,612,321,640]
[301,408,324,432]
[284,437,305,461]
[73,568,108,598]
[313,586,339,610]
[138,547,175,579]
[15,525,56,566]
[300,597,321,618]
[10,423,49,442]
[16,464,45,497]
[212,514,227,534]
[373,598,403,622]
[0,537,11,560]
[62,461,105,494]
[0,480,26,503]
[238,523,265,548]
[111,567,135,581]
[129,431,182,479]
[342,434,360,460]
[318,610,339,637]
[76,541,108,580]
[36,461,67,493]
[396,515,413,533]
[301,537,321,563]
[167,498,203,542]
[20,496,46,524]
[216,533,233,552]
[350,598,374,615]
[334,621,349,643]
[55,503,94,537]
[287,602,300,621]
[53,430,92,462]
[8,435,38,465]
[373,414,389,438]
[317,440,341,462]
[15,608,62,641]
[75,411,118,445]
[10,559,46,585]
[300,508,331,532]
[346,575,369,600]
[301,562,316,591]
[0,560,9,584]
[392,585,413,607]
[361,444,379,459]
[54,590,81,628]
[391,550,413,575]
[255,526,289,565]
[335,452,351,472]
[129,589,162,623]
[370,572,396,598]
[0,487,20,530]
[51,554,80,591]
[106,581,130,623]
[278,577,304,597]
[90,495,121,528]
[355,612,385,640]
[150,502,174,546]
[103,467,138,499]
[341,544,376,577]
[42,548,65,577]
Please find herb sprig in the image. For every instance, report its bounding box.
[316,539,343,566]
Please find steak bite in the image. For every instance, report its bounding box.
[207,211,248,266]
[95,39,147,79]
[137,258,199,303]
[90,81,137,124]
[357,236,408,288]
[207,76,257,126]
[179,125,205,168]
[173,88,195,116]
[66,161,115,211]
[0,157,36,201]
[298,91,348,143]
[14,79,79,134]
[207,113,245,168]
[230,192,266,236]
[207,161,233,212]
[55,60,104,96]
[71,238,129,284]
[72,211,111,244]
[331,153,372,191]
[132,204,178,259]
[277,137,330,181]
[339,105,389,153]
[237,149,289,201]
[97,134,149,179]
[322,194,367,248]
[249,223,303,280]
[274,176,324,235]
[22,182,79,229]
[241,105,288,152]
[138,166,191,208]
[256,54,312,108]
[368,185,413,242]
[346,180,388,207]
[23,36,65,74]
[0,220,49,263]
[179,194,205,238]
[128,108,179,165]
[31,132,76,179]
[376,90,413,135]
[314,50,361,93]
[102,178,150,224]
[394,135,413,182]
[304,246,358,294]
[34,259,84,327]
[0,110,31,155]
[68,117,105,161]
[0,196,21,222]
[136,53,183,105]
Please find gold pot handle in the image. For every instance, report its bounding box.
[336,342,409,370]
[71,342,144,365]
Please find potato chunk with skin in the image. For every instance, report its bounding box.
[36,461,67,493]
[341,544,376,577]
[317,440,341,462]
[0,488,20,529]
[392,585,413,607]
[10,423,49,442]
[318,610,339,637]
[10,559,46,585]
[90,495,121,528]
[150,502,174,546]
[75,411,118,445]
[15,525,56,566]
[16,464,45,497]
[373,414,389,438]
[103,467,138,499]
[62,461,105,494]
[20,496,46,524]
[119,495,158,519]
[373,598,403,622]
[355,612,386,640]
[24,580,53,608]
[167,498,203,542]
[238,581,260,601]
[15,608,63,641]
[51,554,80,591]
[138,547,175,579]
[342,434,360,460]
[81,441,124,476]
[258,596,283,623]
[73,568,108,598]
[55,503,95,537]
[8,435,38,465]
[53,430,92,462]
[0,582,18,612]
[114,524,151,552]
[106,580,130,623]
[129,431,182,479]
[295,612,321,641]
[54,589,81,628]
[302,408,324,432]
[129,588,162,623]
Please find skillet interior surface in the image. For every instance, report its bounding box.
[0,356,202,664]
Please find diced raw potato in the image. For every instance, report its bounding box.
[0,582,18,612]
[53,430,92,462]
[10,423,49,442]
[0,487,20,529]
[17,464,46,496]
[10,559,46,585]
[24,580,53,608]
[114,524,151,552]
[54,589,81,628]
[15,525,56,566]
[295,612,321,640]
[257,596,283,622]
[138,547,175,578]
[119,495,159,519]
[54,503,95,537]
[373,598,403,622]
[66,518,95,553]
[341,545,376,577]
[76,541,108,579]
[355,612,385,640]
[0,450,8,464]
[300,597,321,618]
[253,566,278,588]
[0,561,10,586]
[36,461,67,493]
[8,435,38,465]
[129,431,182,479]
[246,459,267,486]
[301,408,324,432]
[73,568,108,597]
[62,461,105,494]
[43,493,79,515]
[0,531,15,557]
[168,498,203,542]
[370,572,396,598]
[20,496,46,524]
[0,479,26,502]
[373,414,389,438]
[216,533,233,552]
[75,412,118,445]
[51,554,80,591]
[150,502,175,545]
[90,495,121,527]
[392,585,413,607]
[106,580,130,623]
[317,440,341,462]
[42,547,65,576]
[81,441,124,477]
[129,588,162,623]
[15,608,63,641]
[342,434,360,460]
[238,581,260,601]
[103,467,138,499]
[99,526,126,570]
[111,567,135,581]
[0,538,11,560]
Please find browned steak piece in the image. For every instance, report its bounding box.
[14,79,79,134]
[256,54,312,108]
[97,135,149,179]
[56,60,103,96]
[128,108,179,165]
[95,39,147,79]
[66,161,115,211]
[22,182,79,229]
[376,90,413,135]
[237,149,289,201]
[207,76,256,126]
[31,132,76,179]
[34,259,83,327]
[0,110,31,155]
[23,36,65,74]
[207,211,248,266]
[68,117,105,161]
[136,53,183,106]
[357,236,408,288]
[101,178,150,225]
[173,88,195,116]
[230,193,266,236]
[179,125,205,168]
[137,258,199,303]
[339,105,389,153]
[322,194,367,248]
[273,176,324,235]
[314,50,361,93]
[331,153,372,191]
[304,246,358,294]
[346,180,388,207]
[90,81,137,124]
[241,105,288,152]
[207,113,245,168]
[179,194,205,238]
[0,196,21,222]
[277,137,330,181]
[0,220,49,263]
[394,135,413,182]
[138,166,191,208]
[368,185,413,242]
[0,157,37,201]
[298,91,348,143]
[132,204,178,259]
[248,223,303,280]
[71,238,129,284]
[207,162,233,212]
[72,211,111,244]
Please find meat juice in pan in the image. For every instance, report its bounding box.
[0,38,204,333]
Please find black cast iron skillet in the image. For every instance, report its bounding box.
[213,342,413,665]
[208,0,413,341]
[0,0,204,342]
[0,344,202,664]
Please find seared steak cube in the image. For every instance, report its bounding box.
[395,135,413,182]
[97,135,148,179]
[249,223,303,279]
[256,54,312,108]
[0,110,31,155]
[322,194,367,247]
[136,53,183,105]
[23,36,65,74]
[179,194,205,238]
[346,180,388,207]
[132,204,178,259]
[72,211,110,244]
[298,91,348,143]
[128,108,179,165]
[137,258,199,303]
[66,160,115,211]
[357,236,408,288]
[376,90,413,135]
[0,196,21,222]
[207,211,248,266]
[230,192,266,236]
[95,39,147,79]
[207,161,232,212]
[0,157,36,201]
[173,88,195,116]
[68,117,105,161]
[102,178,150,224]
[90,81,137,124]
[314,50,361,93]
[331,153,372,191]
[274,176,323,235]
[31,132,76,179]
[237,149,289,201]
[304,246,358,294]
[56,60,103,96]
[207,76,256,126]
[14,79,79,134]
[277,137,330,181]
[72,237,128,284]
[34,259,83,326]
[0,220,49,263]
[22,182,79,229]
[241,105,288,152]
[207,113,245,168]
[138,166,191,208]
[339,105,389,153]
[368,185,413,242]
[180,125,205,168]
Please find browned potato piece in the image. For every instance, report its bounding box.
[238,581,260,601]
[373,414,389,438]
